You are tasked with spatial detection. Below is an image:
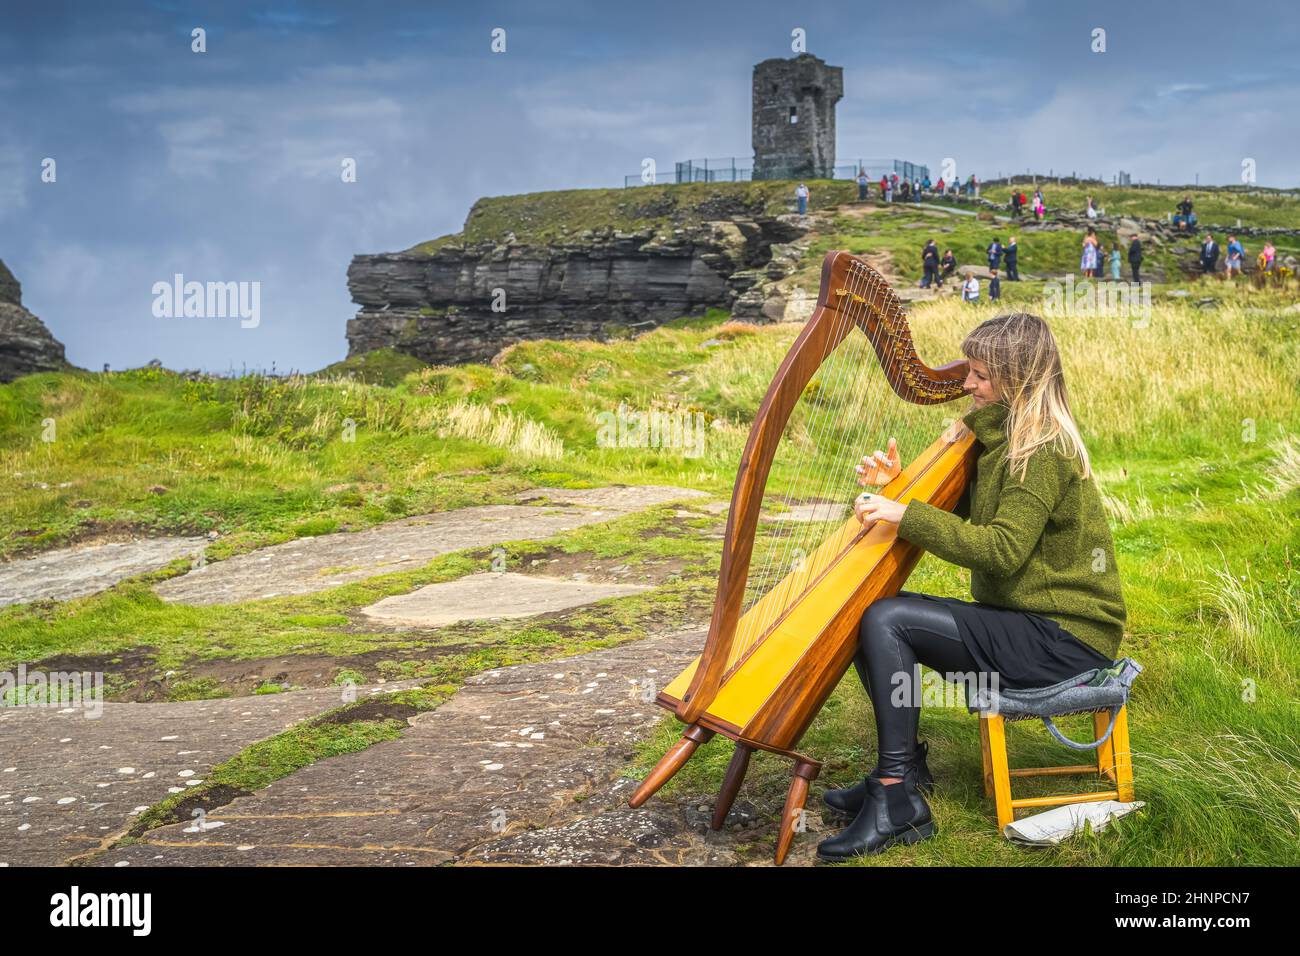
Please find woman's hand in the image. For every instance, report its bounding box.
[854,492,907,529]
[856,438,901,487]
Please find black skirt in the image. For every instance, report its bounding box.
[901,592,1113,690]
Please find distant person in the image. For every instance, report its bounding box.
[922,175,932,193]
[1176,195,1194,231]
[962,272,980,303]
[988,267,1001,302]
[857,168,869,201]
[913,179,922,203]
[1010,191,1023,218]
[880,174,889,200]
[1225,235,1245,277]
[796,182,810,215]
[921,240,940,288]
[1127,234,1143,282]
[936,176,946,194]
[885,178,894,202]
[939,248,957,284]
[1200,233,1219,274]
[900,179,911,202]
[987,236,1004,271]
[1081,227,1099,277]
[1004,236,1020,280]
[972,174,980,197]
[1262,240,1277,272]
[1109,242,1121,280]
[1033,189,1045,220]
[1086,195,1098,220]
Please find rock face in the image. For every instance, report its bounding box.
[0,259,67,383]
[345,215,809,366]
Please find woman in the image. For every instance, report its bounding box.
[1033,189,1045,220]
[816,313,1127,861]
[1081,228,1099,277]
[1109,242,1122,280]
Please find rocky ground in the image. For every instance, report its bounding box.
[3,483,841,867]
[0,258,68,383]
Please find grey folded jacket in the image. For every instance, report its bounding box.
[968,658,1143,751]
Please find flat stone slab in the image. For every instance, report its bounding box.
[0,537,207,607]
[154,485,707,606]
[0,680,421,866]
[513,485,709,509]
[360,572,653,627]
[86,627,810,867]
[763,501,851,523]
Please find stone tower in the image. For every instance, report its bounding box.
[751,53,843,181]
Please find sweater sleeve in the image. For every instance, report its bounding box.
[897,449,1063,578]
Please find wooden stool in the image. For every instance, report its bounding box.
[978,705,1134,831]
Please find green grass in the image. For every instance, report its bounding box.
[313,348,429,386]
[977,182,1300,229]
[0,504,720,675]
[822,204,1181,282]
[5,181,1300,866]
[404,179,861,254]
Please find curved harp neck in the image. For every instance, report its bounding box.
[832,256,969,404]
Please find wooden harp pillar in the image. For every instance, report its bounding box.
[629,251,978,864]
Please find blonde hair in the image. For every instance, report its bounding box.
[961,313,1093,482]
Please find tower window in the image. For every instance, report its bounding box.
[789,106,798,124]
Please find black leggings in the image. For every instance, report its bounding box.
[853,590,983,778]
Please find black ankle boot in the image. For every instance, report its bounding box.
[816,772,936,861]
[822,740,933,820]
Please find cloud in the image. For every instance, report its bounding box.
[0,146,30,220]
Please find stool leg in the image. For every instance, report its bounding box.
[1111,706,1135,801]
[1094,710,1117,782]
[985,714,1014,830]
[978,715,994,798]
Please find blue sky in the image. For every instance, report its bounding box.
[2,0,1296,373]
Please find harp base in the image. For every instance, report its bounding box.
[631,697,823,865]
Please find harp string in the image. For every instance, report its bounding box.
[732,261,887,668]
[730,258,865,667]
[728,261,919,672]
[735,261,878,667]
[742,260,871,659]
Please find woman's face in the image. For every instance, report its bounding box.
[963,357,1000,408]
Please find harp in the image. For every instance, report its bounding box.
[629,251,978,863]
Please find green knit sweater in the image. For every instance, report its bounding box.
[897,401,1126,660]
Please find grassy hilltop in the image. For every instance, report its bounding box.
[2,180,1298,865]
